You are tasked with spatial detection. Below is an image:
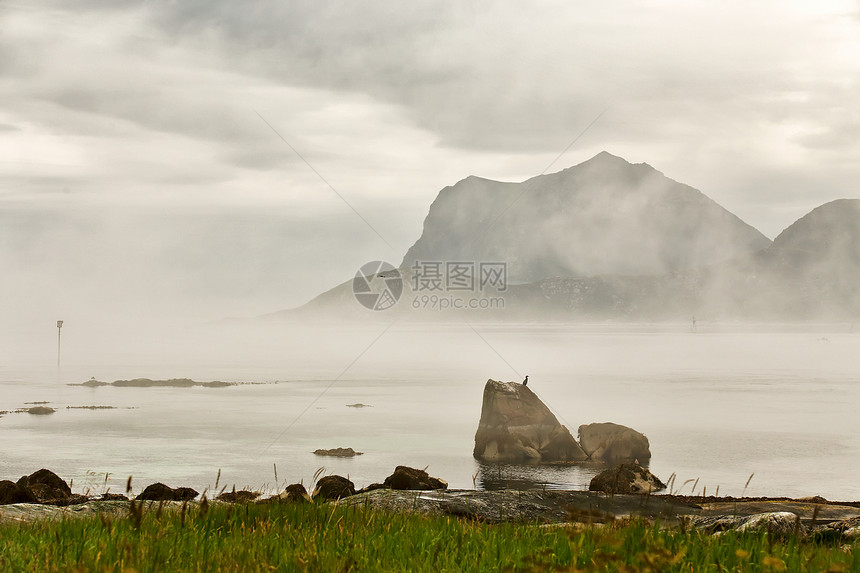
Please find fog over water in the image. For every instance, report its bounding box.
[2,321,858,500]
[3,1,860,504]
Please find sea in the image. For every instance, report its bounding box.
[1,321,858,501]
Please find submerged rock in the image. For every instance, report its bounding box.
[589,463,665,494]
[578,422,651,463]
[26,406,55,415]
[75,378,232,388]
[136,483,199,502]
[381,466,448,491]
[473,380,587,463]
[312,476,355,501]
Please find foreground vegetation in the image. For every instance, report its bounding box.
[1,500,857,572]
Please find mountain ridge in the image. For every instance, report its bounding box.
[265,157,860,322]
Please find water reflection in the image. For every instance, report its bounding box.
[475,461,612,491]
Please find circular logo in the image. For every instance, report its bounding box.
[352,261,403,311]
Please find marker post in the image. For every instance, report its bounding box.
[57,320,63,368]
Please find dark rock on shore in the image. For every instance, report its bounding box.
[0,480,38,505]
[216,489,261,503]
[589,463,666,494]
[18,469,71,498]
[473,380,587,463]
[383,466,448,491]
[136,483,199,501]
[312,476,355,501]
[100,493,128,501]
[271,483,312,503]
[313,447,363,457]
[578,422,651,463]
[16,469,86,506]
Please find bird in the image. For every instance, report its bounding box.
[522,375,529,386]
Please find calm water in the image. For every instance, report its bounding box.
[1,322,858,500]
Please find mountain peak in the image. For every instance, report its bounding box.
[587,150,628,164]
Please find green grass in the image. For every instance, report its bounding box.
[0,500,857,572]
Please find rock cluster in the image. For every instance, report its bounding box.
[0,469,85,505]
[473,380,650,464]
[313,447,363,457]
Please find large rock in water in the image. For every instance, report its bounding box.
[578,422,651,463]
[473,380,587,463]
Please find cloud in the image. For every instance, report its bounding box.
[2,0,860,322]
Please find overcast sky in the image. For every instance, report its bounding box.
[2,0,859,327]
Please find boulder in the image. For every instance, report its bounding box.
[136,483,199,501]
[382,466,448,491]
[276,483,312,503]
[312,475,355,501]
[0,480,37,505]
[473,380,587,463]
[589,463,666,494]
[17,469,77,504]
[578,422,651,463]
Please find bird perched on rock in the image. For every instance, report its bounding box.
[522,375,529,386]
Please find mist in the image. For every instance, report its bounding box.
[3,0,860,515]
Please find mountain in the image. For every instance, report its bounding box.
[270,157,860,322]
[401,152,771,283]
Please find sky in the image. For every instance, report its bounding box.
[2,0,860,328]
